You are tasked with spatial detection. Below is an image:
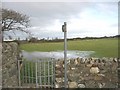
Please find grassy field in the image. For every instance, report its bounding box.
[20,38,119,58]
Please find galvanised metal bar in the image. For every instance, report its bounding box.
[28,62,30,83]
[35,61,38,87]
[44,61,46,86]
[22,61,25,84]
[48,60,50,86]
[40,60,42,87]
[25,60,27,83]
[52,59,54,88]
[53,59,56,87]
[31,61,33,83]
[62,22,68,88]
[38,61,40,85]
[37,61,39,85]
[41,60,43,88]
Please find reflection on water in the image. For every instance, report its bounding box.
[21,50,95,60]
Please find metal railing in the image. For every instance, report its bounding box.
[18,58,56,88]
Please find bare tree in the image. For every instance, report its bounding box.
[2,8,30,38]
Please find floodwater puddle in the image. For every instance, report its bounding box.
[21,50,95,60]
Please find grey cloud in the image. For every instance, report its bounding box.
[3,2,117,26]
[2,2,118,39]
[2,2,93,26]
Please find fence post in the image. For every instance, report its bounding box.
[62,22,68,88]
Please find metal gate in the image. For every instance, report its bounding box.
[18,58,56,88]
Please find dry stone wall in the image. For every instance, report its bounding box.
[1,41,120,88]
[2,42,20,88]
[0,42,2,89]
[55,57,119,88]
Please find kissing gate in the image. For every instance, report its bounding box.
[18,22,67,88]
[18,58,56,88]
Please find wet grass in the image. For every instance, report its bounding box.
[20,38,119,58]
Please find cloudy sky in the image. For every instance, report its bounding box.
[2,0,118,39]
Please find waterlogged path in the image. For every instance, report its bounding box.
[21,50,95,60]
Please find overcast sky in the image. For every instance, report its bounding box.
[2,1,118,39]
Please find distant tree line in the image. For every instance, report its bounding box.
[16,35,119,43]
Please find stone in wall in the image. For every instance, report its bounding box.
[55,57,119,88]
[2,42,20,88]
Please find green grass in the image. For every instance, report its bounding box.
[20,38,119,58]
[20,42,64,52]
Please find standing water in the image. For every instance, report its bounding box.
[21,50,95,60]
